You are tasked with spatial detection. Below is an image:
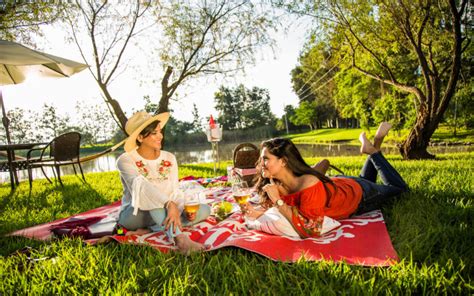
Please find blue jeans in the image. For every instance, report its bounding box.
[118,204,211,240]
[347,152,409,214]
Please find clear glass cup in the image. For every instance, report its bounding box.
[184,193,200,222]
[232,181,250,206]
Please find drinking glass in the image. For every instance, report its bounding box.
[184,193,200,222]
[232,181,250,206]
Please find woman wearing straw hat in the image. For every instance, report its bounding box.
[116,111,210,254]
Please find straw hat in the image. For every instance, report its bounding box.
[124,111,170,152]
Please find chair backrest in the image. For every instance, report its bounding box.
[50,132,81,161]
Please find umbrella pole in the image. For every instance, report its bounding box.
[0,89,16,190]
[0,89,12,145]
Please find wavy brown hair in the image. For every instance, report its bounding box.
[255,138,334,207]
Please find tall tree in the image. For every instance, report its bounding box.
[290,100,318,130]
[64,0,154,131]
[154,0,277,115]
[0,108,37,143]
[37,104,71,140]
[241,86,276,128]
[63,0,276,138]
[74,102,117,145]
[282,0,470,159]
[334,68,379,129]
[191,103,203,133]
[214,86,242,130]
[291,41,339,127]
[275,104,305,132]
[214,84,276,130]
[443,32,474,134]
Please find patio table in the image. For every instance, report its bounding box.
[0,142,47,190]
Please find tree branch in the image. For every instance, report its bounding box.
[437,0,466,116]
[105,0,150,84]
[334,2,397,82]
[352,62,424,104]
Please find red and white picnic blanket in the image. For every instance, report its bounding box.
[11,184,399,266]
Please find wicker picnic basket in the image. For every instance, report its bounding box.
[232,143,260,186]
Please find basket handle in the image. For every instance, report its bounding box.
[232,142,259,165]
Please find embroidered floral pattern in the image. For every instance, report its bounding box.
[291,207,324,238]
[135,161,149,177]
[134,158,173,181]
[157,160,172,180]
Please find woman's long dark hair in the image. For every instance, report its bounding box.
[255,138,334,207]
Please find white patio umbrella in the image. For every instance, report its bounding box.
[0,39,89,144]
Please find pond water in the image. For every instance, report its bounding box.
[1,142,472,184]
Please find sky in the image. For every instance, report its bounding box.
[1,18,309,124]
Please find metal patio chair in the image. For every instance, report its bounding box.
[27,132,86,188]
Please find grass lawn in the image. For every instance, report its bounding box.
[0,153,473,294]
[287,125,474,146]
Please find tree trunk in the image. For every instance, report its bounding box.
[158,66,174,114]
[99,84,128,133]
[156,66,175,145]
[399,109,438,159]
[158,90,169,146]
[158,91,170,114]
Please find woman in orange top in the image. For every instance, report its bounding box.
[243,122,408,238]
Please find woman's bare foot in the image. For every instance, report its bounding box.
[175,234,205,255]
[374,122,392,150]
[359,132,378,155]
[125,228,150,236]
[313,159,330,175]
[96,236,113,244]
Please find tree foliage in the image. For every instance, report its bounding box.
[74,102,117,145]
[0,104,120,145]
[0,108,37,143]
[37,104,71,140]
[281,0,470,159]
[191,103,203,133]
[64,0,154,130]
[0,1,63,43]
[443,29,474,134]
[214,84,276,130]
[291,42,338,107]
[60,0,277,140]
[276,104,307,132]
[290,100,318,130]
[371,92,416,131]
[334,68,379,129]
[155,0,277,117]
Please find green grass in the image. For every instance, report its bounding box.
[429,125,474,144]
[287,128,364,144]
[1,153,473,294]
[286,125,474,146]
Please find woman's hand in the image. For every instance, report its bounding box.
[241,203,263,219]
[163,201,182,232]
[262,179,282,204]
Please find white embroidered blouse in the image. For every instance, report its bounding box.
[116,149,184,215]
